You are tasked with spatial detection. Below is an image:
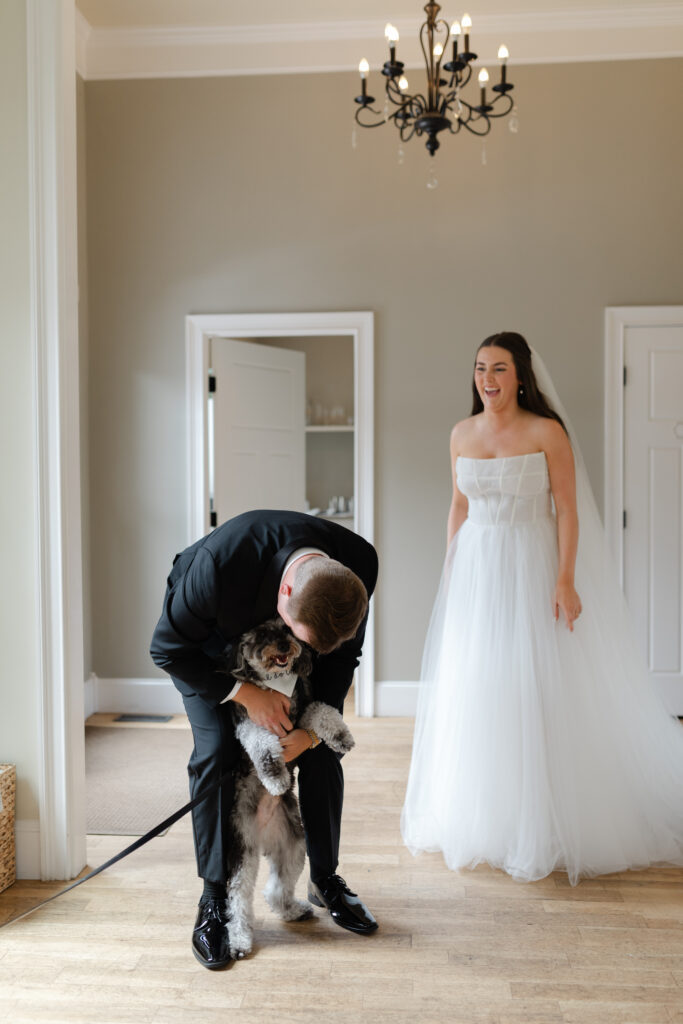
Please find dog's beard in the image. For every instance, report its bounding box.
[241,634,302,679]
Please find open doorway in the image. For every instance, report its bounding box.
[186,312,375,716]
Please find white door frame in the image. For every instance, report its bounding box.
[28,0,87,880]
[604,306,683,583]
[186,312,376,717]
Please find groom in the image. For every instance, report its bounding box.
[150,508,379,969]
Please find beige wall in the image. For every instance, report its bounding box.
[84,59,683,683]
[0,0,40,822]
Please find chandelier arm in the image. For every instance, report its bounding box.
[354,105,390,128]
[486,93,515,119]
[458,114,492,137]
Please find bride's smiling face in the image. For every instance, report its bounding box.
[474,346,520,410]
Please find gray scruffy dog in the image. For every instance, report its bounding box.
[226,616,354,959]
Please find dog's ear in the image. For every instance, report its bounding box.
[232,645,250,681]
[293,645,313,679]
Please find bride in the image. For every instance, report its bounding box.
[401,331,683,884]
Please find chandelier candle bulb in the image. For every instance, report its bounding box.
[359,58,369,99]
[385,22,399,62]
[498,44,509,85]
[451,20,461,60]
[433,42,443,60]
[478,67,489,107]
[399,75,409,90]
[462,12,472,53]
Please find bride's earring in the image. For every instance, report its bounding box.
[518,385,525,397]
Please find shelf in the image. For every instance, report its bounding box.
[306,425,354,433]
[316,512,354,521]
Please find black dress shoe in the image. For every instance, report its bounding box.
[308,874,378,934]
[192,898,232,970]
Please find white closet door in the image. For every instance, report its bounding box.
[623,323,683,711]
[210,338,305,522]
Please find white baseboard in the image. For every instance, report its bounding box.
[84,675,417,718]
[374,681,419,717]
[85,676,185,716]
[15,819,41,880]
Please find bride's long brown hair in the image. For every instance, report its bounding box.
[471,331,567,434]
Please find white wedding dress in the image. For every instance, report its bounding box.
[401,450,683,883]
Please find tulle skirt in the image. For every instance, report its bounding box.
[400,515,683,884]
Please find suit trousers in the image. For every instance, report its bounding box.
[180,687,344,886]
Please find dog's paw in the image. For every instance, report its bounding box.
[279,899,315,923]
[229,929,253,960]
[325,727,355,754]
[257,753,291,796]
[260,772,290,796]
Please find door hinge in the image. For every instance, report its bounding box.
[623,509,627,528]
[623,365,627,386]
[210,511,217,527]
[208,374,216,393]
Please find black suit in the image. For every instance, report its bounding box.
[150,509,378,884]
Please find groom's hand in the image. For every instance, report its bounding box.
[232,682,292,736]
[280,728,313,762]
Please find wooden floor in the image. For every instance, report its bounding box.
[1,709,683,1023]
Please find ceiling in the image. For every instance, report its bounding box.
[74,1,683,78]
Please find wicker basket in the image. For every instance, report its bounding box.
[0,764,16,893]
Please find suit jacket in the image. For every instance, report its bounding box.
[150,509,378,711]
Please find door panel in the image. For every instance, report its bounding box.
[623,323,683,711]
[210,338,306,522]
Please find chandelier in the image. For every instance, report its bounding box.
[353,3,515,158]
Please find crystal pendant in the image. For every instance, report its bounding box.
[509,105,519,133]
[397,145,405,166]
[426,167,438,190]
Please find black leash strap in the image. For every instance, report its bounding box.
[0,768,234,930]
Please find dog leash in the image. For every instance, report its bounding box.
[0,768,234,930]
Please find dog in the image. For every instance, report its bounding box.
[225,616,354,959]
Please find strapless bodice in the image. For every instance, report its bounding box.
[456,451,552,525]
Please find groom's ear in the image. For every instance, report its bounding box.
[279,583,292,597]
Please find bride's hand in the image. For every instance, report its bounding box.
[553,581,582,631]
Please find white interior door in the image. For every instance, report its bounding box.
[623,321,683,712]
[210,338,306,522]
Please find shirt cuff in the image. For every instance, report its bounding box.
[220,680,243,704]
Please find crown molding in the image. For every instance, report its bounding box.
[75,6,683,80]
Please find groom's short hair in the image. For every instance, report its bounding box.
[288,558,368,654]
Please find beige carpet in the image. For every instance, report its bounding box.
[85,726,192,835]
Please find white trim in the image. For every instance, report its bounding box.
[77,7,683,79]
[604,309,626,584]
[74,7,90,79]
[84,673,98,720]
[604,306,683,586]
[88,677,186,716]
[15,820,42,881]
[374,681,419,717]
[27,0,86,882]
[186,312,375,717]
